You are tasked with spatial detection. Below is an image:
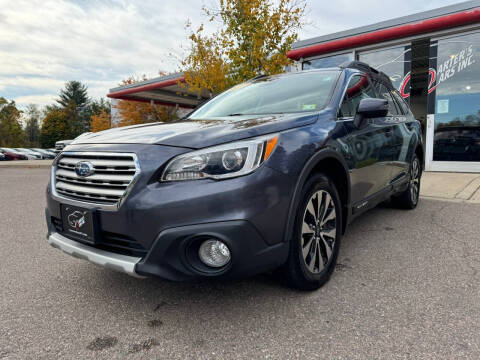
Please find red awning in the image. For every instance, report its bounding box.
[107,73,211,108]
[288,8,480,60]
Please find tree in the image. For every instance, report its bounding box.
[56,81,89,108]
[56,81,91,135]
[40,108,71,148]
[89,98,111,117]
[24,104,41,147]
[114,76,179,127]
[0,97,25,147]
[89,98,112,132]
[182,0,306,94]
[91,109,111,132]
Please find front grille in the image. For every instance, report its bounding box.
[51,217,63,232]
[54,152,139,207]
[98,232,148,257]
[51,217,148,258]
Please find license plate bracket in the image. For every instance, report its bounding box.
[61,204,97,244]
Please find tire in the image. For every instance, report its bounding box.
[284,173,342,291]
[392,154,422,209]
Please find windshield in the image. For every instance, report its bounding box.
[189,70,339,119]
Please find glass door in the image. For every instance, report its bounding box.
[426,31,480,172]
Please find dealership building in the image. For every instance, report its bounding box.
[108,1,480,173]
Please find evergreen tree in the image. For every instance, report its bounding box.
[56,81,89,108]
[56,81,90,136]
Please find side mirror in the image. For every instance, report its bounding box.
[354,98,388,127]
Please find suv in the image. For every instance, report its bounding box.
[45,62,423,290]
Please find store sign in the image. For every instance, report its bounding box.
[399,44,476,98]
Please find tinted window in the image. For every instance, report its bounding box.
[338,74,376,118]
[189,71,340,119]
[374,82,399,115]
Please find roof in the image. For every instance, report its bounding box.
[289,0,480,60]
[107,72,211,108]
[341,61,392,85]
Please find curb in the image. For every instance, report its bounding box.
[0,160,53,169]
[420,195,480,205]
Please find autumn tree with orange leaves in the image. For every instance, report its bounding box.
[90,110,111,132]
[182,0,306,95]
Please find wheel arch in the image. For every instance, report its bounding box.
[415,142,425,171]
[284,148,351,244]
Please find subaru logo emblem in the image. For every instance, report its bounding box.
[75,161,95,177]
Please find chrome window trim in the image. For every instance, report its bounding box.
[50,151,141,211]
[336,71,372,120]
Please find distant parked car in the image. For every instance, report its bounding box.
[31,148,56,159]
[55,140,73,154]
[0,148,27,160]
[14,148,43,160]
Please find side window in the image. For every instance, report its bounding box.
[374,82,399,115]
[391,90,410,115]
[338,74,376,118]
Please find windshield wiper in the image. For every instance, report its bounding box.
[227,113,247,116]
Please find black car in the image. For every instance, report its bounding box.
[45,62,423,290]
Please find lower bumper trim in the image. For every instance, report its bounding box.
[48,232,144,278]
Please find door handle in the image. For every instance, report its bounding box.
[385,128,392,137]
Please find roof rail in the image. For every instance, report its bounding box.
[249,73,268,81]
[339,61,379,74]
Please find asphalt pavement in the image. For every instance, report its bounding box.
[1,168,479,359]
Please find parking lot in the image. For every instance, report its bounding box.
[1,168,479,359]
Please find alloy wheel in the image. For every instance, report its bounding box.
[301,190,337,274]
[410,158,420,205]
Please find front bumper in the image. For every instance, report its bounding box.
[45,143,294,281]
[47,232,143,278]
[46,213,288,281]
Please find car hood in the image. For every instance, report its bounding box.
[71,112,321,149]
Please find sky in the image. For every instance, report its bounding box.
[0,0,466,109]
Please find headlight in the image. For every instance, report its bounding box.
[161,134,279,181]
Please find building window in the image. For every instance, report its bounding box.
[358,45,411,99]
[302,53,353,70]
[428,32,480,162]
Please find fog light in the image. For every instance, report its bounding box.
[198,239,231,268]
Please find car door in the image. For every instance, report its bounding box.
[374,82,410,184]
[337,73,394,207]
[390,89,415,180]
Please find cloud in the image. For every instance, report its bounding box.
[14,94,58,106]
[0,0,463,108]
